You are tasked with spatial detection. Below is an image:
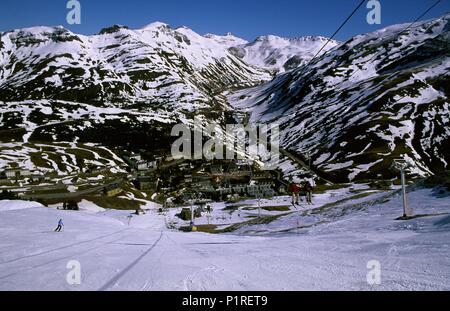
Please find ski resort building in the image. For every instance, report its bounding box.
[2,169,32,180]
[103,183,122,197]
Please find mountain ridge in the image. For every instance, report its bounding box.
[1,15,449,181]
[228,13,450,182]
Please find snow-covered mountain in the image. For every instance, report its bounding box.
[0,22,271,111]
[203,32,248,48]
[229,14,450,182]
[229,35,340,74]
[1,16,449,181]
[0,23,274,173]
[0,22,274,172]
[202,33,340,74]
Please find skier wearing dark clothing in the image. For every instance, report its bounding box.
[304,181,314,205]
[54,219,64,232]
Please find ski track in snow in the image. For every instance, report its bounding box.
[0,228,131,265]
[98,230,164,291]
[0,188,449,291]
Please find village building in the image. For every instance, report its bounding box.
[236,159,254,166]
[252,171,273,180]
[21,169,31,177]
[232,184,247,195]
[192,175,215,193]
[179,163,190,171]
[103,183,122,197]
[155,156,164,165]
[4,170,16,179]
[148,161,158,170]
[133,176,159,191]
[30,174,45,183]
[123,153,158,172]
[210,164,224,176]
[123,153,141,166]
[129,154,142,162]
[3,169,32,180]
[217,181,276,198]
[247,182,276,197]
[136,160,150,171]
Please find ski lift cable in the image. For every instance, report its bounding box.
[304,2,447,143]
[297,0,442,93]
[296,0,367,79]
[343,0,442,82]
[397,0,442,37]
[278,0,368,155]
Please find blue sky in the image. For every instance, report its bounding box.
[1,0,449,40]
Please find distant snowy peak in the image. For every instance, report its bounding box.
[204,33,248,48]
[230,35,340,73]
[2,22,338,76]
[0,21,271,108]
[139,21,170,30]
[253,34,329,43]
[98,24,129,34]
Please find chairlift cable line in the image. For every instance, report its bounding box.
[343,0,443,82]
[298,0,442,89]
[296,0,367,79]
[278,0,366,180]
[396,0,442,37]
[326,12,448,118]
[290,1,445,176]
[241,1,444,187]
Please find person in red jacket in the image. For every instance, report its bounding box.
[288,179,300,205]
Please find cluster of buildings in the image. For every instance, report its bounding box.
[145,159,279,200]
[207,162,278,198]
[0,168,47,183]
[103,183,123,197]
[118,149,282,202]
[217,182,276,198]
[123,153,162,172]
[121,152,167,192]
[0,149,282,204]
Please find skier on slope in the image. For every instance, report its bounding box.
[54,219,64,232]
[304,180,314,205]
[288,178,300,205]
[127,214,133,226]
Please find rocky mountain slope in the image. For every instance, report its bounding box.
[0,23,271,174]
[0,22,339,175]
[229,14,450,182]
[1,15,449,181]
[0,22,271,111]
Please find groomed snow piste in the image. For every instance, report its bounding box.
[0,187,449,291]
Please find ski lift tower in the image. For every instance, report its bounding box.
[393,159,413,218]
[245,161,261,217]
[183,190,204,230]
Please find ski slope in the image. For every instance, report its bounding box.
[0,187,449,291]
